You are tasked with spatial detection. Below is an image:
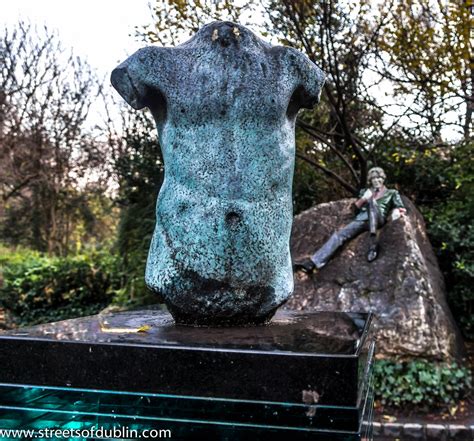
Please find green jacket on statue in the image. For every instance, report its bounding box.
[354,188,405,222]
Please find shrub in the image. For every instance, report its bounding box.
[114,199,157,307]
[0,247,122,326]
[374,359,472,410]
[375,140,474,339]
[425,202,474,339]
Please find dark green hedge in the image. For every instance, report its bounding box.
[374,141,474,339]
[0,247,122,326]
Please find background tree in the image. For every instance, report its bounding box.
[374,0,472,142]
[138,0,402,198]
[100,98,164,304]
[139,0,471,206]
[0,22,113,255]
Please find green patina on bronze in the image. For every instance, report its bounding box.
[111,21,325,326]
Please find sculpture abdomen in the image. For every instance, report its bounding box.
[113,20,325,326]
[145,120,295,324]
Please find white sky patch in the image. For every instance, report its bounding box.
[1,0,163,141]
[1,0,153,78]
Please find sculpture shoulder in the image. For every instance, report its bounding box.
[385,188,401,198]
[276,46,325,83]
[110,46,171,110]
[385,188,405,208]
[113,46,172,78]
[132,46,171,66]
[272,45,325,108]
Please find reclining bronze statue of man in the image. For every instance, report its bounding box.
[294,167,406,273]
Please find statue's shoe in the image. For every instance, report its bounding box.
[367,242,379,262]
[293,259,316,274]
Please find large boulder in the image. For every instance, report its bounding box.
[287,197,464,360]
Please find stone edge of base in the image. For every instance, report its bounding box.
[363,421,473,439]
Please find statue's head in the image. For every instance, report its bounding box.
[367,167,386,189]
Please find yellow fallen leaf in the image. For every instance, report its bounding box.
[381,415,397,423]
[100,324,152,333]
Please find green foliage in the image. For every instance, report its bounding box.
[0,246,122,326]
[0,22,110,256]
[423,142,474,339]
[0,244,42,267]
[293,158,350,215]
[427,205,474,339]
[113,202,157,306]
[293,160,323,214]
[372,139,454,206]
[1,187,117,256]
[376,0,471,140]
[373,140,474,339]
[374,359,472,410]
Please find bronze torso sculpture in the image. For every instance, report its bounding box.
[112,21,325,325]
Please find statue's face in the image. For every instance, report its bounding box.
[370,174,385,190]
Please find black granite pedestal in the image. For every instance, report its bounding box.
[0,309,374,440]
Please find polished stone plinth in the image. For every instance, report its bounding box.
[0,309,374,439]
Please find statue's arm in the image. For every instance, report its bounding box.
[390,190,407,220]
[354,188,371,210]
[283,47,326,113]
[392,191,406,210]
[111,47,167,111]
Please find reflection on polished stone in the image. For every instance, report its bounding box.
[0,376,374,439]
[0,310,373,406]
[4,309,367,354]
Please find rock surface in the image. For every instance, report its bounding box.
[287,197,464,360]
[111,21,325,326]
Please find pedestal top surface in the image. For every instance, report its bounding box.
[1,309,370,356]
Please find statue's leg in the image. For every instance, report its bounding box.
[367,199,385,262]
[368,198,384,234]
[311,220,367,269]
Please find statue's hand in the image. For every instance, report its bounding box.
[362,189,373,201]
[391,208,406,221]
